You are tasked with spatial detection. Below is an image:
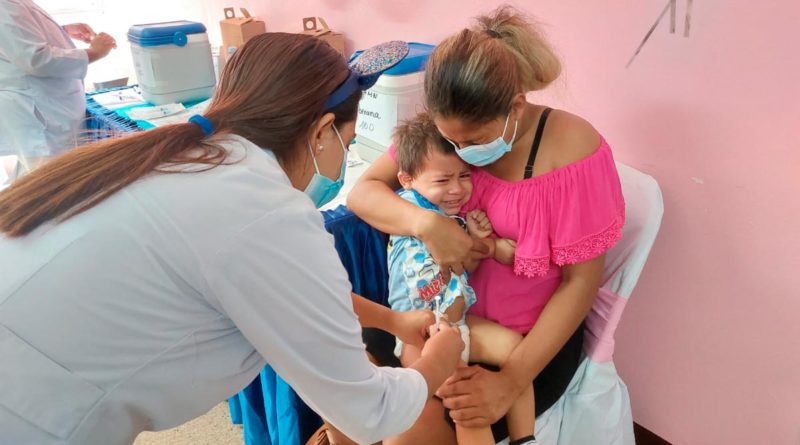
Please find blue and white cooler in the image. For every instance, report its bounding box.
[353,42,435,162]
[127,21,216,105]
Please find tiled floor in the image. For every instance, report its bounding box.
[132,403,242,445]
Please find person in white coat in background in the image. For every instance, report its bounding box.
[0,33,465,445]
[0,0,116,181]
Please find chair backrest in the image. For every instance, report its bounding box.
[583,162,664,362]
[603,163,665,297]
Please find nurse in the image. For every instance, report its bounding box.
[0,34,463,445]
[0,0,116,178]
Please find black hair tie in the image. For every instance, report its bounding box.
[485,28,502,38]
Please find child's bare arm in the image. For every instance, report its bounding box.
[493,238,516,265]
[442,297,465,324]
[464,210,516,268]
[465,237,517,270]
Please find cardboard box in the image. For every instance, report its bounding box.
[220,7,265,61]
[302,17,345,57]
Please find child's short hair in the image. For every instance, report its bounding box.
[393,112,456,177]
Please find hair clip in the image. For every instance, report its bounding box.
[324,40,410,111]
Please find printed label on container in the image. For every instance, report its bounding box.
[355,89,397,147]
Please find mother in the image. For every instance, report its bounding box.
[348,7,625,443]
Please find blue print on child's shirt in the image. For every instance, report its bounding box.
[387,189,477,318]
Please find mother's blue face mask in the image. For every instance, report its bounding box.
[447,114,518,167]
[304,125,348,208]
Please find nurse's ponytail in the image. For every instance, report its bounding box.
[425,5,560,123]
[0,33,360,237]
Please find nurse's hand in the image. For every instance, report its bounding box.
[409,321,464,399]
[86,33,117,63]
[416,212,490,276]
[422,321,463,367]
[64,23,96,43]
[391,310,435,349]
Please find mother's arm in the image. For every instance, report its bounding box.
[507,256,603,382]
[347,153,488,275]
[439,256,604,427]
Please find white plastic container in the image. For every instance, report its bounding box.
[354,43,434,163]
[127,21,216,105]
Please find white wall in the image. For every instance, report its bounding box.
[40,0,259,88]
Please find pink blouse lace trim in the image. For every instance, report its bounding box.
[513,211,625,277]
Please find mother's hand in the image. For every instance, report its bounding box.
[435,365,521,428]
[416,212,490,275]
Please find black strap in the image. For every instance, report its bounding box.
[523,107,553,179]
[509,436,537,445]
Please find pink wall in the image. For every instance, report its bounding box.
[234,1,799,443]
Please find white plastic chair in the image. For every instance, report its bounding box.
[498,162,664,444]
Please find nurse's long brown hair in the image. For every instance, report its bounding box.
[0,33,360,237]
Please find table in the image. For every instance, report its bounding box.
[85,85,210,140]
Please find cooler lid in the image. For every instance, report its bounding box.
[350,42,434,76]
[128,21,207,47]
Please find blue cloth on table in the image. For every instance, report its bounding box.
[84,85,206,141]
[84,86,144,140]
[230,205,391,445]
[324,205,391,308]
[227,366,323,445]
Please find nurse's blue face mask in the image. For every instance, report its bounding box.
[304,125,348,208]
[303,40,410,208]
[446,113,518,167]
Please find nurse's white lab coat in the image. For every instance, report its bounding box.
[0,135,427,445]
[0,0,88,159]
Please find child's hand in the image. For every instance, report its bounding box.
[466,210,493,238]
[393,310,436,349]
[494,239,517,265]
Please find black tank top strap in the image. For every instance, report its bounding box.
[523,107,553,179]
